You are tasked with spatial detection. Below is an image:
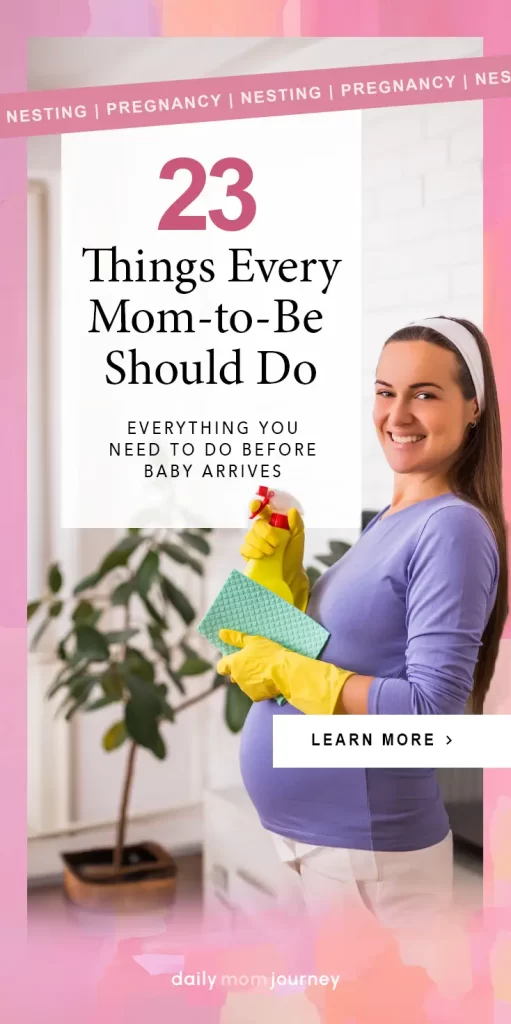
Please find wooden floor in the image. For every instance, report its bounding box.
[28,846,483,919]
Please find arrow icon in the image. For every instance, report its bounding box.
[446,736,452,745]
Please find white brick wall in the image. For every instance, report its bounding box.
[424,162,481,204]
[362,100,483,510]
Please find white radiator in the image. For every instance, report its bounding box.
[27,655,71,836]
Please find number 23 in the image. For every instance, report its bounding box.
[158,156,256,231]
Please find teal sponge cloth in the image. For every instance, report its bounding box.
[198,569,330,659]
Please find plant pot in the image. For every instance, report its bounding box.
[61,841,177,913]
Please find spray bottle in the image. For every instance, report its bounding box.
[243,486,303,604]
[244,487,303,706]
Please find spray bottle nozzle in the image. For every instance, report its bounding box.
[249,485,303,523]
[249,486,275,519]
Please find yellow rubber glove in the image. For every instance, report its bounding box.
[217,629,355,715]
[240,503,310,612]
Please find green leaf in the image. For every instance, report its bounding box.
[316,553,340,568]
[47,676,73,700]
[180,640,200,660]
[76,624,109,661]
[125,648,155,684]
[166,667,186,696]
[73,538,144,598]
[312,540,351,571]
[49,600,63,618]
[183,555,204,575]
[54,693,73,717]
[72,600,96,625]
[103,721,127,751]
[125,677,161,711]
[57,638,68,661]
[58,676,97,719]
[46,658,88,699]
[73,571,102,595]
[178,655,211,677]
[178,530,210,556]
[104,628,139,645]
[160,541,203,575]
[328,540,351,560]
[69,673,95,695]
[159,542,188,565]
[148,624,170,662]
[160,699,175,723]
[87,695,119,711]
[153,733,166,759]
[155,682,175,721]
[100,665,124,700]
[212,672,226,690]
[141,595,167,629]
[111,580,135,606]
[116,534,144,554]
[179,642,210,670]
[98,536,142,576]
[30,616,51,650]
[48,563,63,594]
[27,600,41,621]
[124,663,164,711]
[225,683,252,733]
[125,699,166,758]
[64,696,91,721]
[160,576,195,624]
[306,566,322,587]
[135,550,159,598]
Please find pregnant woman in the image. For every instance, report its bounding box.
[217,316,508,940]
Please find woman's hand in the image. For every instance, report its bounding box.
[217,629,359,714]
[216,629,284,701]
[240,504,310,611]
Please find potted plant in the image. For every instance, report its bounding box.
[28,527,251,912]
[28,525,352,912]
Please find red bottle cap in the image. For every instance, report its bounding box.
[269,512,289,530]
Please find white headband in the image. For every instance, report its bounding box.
[405,318,485,412]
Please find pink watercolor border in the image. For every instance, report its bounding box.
[0,8,28,942]
[1,0,509,1009]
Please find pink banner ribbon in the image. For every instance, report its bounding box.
[2,53,511,138]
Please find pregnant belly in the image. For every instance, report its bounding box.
[239,700,373,843]
[239,701,445,849]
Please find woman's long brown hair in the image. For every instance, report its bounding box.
[386,316,508,713]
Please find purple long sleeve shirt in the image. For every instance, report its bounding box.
[239,494,499,851]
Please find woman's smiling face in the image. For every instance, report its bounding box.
[373,340,478,476]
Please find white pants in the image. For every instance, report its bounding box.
[271,831,453,926]
[270,830,470,991]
